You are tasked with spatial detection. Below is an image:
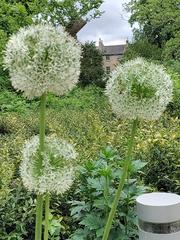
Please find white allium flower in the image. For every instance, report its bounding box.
[4,24,81,99]
[106,58,173,120]
[20,136,77,194]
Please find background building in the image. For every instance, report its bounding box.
[98,38,128,73]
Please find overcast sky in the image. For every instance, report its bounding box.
[78,0,133,46]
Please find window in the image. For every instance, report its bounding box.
[106,66,110,74]
[106,55,110,60]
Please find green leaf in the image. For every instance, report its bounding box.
[130,160,147,172]
[87,177,104,191]
[80,214,103,230]
[96,227,104,237]
[70,228,90,240]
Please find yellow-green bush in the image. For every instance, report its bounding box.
[0,161,14,203]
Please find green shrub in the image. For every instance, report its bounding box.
[0,90,37,114]
[69,147,149,240]
[143,140,179,193]
[0,161,14,203]
[0,180,36,240]
[79,42,105,88]
[166,69,180,118]
[0,178,75,239]
[46,86,110,114]
[134,115,180,193]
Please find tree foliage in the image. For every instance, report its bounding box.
[122,38,162,62]
[42,0,104,27]
[0,0,47,63]
[41,0,104,37]
[0,1,48,36]
[79,42,105,87]
[162,32,180,61]
[126,0,180,61]
[0,0,104,51]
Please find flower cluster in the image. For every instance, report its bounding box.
[20,136,77,194]
[4,24,81,99]
[106,58,173,120]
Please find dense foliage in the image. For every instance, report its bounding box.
[0,0,47,60]
[70,148,148,240]
[123,0,180,79]
[126,0,180,60]
[0,181,36,240]
[122,38,162,62]
[41,0,104,27]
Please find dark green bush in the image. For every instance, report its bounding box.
[79,42,105,88]
[143,140,180,193]
[0,178,76,239]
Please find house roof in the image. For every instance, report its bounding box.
[103,45,126,56]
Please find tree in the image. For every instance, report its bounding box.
[42,0,104,37]
[127,0,180,46]
[126,0,180,61]
[162,32,180,61]
[122,38,162,62]
[79,42,105,87]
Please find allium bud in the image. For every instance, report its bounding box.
[20,136,77,194]
[4,24,81,99]
[106,58,173,120]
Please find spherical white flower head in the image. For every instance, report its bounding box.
[20,136,77,194]
[106,58,173,120]
[4,24,81,99]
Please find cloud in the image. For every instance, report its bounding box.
[78,0,133,45]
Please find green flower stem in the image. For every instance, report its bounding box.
[35,93,47,240]
[39,93,47,163]
[102,119,139,240]
[44,193,50,240]
[35,195,44,240]
[104,175,110,217]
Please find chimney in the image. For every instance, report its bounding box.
[124,39,129,53]
[126,39,129,46]
[98,38,104,51]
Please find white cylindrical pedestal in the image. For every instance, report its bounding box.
[136,192,180,240]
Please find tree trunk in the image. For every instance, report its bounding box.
[66,19,87,38]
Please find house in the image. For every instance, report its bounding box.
[98,38,128,73]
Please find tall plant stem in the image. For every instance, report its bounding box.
[104,175,110,218]
[102,119,139,240]
[44,193,50,240]
[35,93,47,240]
